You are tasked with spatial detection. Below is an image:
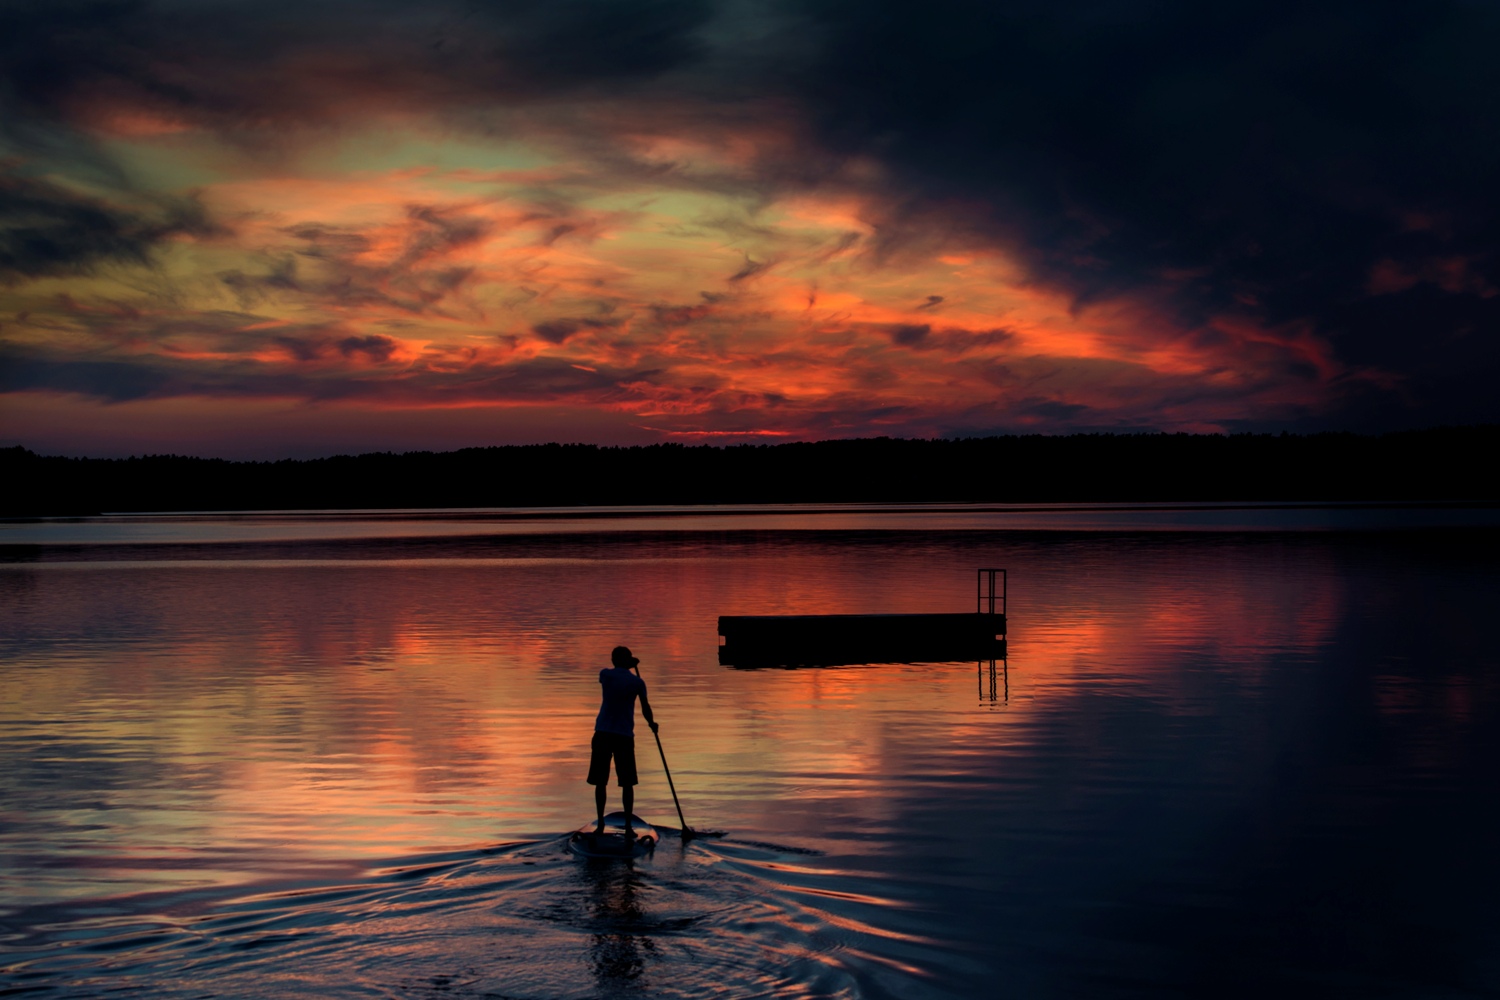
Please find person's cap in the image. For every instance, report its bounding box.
[611,645,640,667]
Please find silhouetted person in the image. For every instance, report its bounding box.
[588,645,657,837]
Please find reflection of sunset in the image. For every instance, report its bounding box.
[4,522,1498,1000]
[0,533,1361,902]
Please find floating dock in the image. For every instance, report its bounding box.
[718,569,1007,668]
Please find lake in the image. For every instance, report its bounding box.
[2,506,1497,998]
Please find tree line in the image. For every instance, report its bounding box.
[4,427,1497,516]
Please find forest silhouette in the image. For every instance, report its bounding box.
[4,427,1496,516]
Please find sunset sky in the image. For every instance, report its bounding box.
[4,0,1499,457]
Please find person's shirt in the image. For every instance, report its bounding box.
[595,667,647,736]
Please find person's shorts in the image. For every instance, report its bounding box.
[587,731,638,787]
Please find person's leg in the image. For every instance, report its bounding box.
[618,735,638,835]
[587,732,612,832]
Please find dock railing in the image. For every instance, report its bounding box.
[978,568,1007,618]
[978,568,1008,704]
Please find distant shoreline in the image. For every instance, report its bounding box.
[6,427,1498,517]
[11,498,1500,521]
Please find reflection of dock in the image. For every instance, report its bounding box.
[718,569,1007,668]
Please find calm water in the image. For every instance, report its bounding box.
[2,508,1497,998]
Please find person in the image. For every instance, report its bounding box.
[588,645,657,836]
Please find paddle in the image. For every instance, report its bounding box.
[632,662,721,842]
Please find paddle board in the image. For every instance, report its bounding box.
[568,811,658,858]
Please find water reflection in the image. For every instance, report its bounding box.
[979,657,1008,704]
[0,531,1364,887]
[581,860,654,989]
[3,524,1498,997]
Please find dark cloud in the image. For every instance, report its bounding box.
[0,166,215,281]
[649,302,715,326]
[0,339,647,404]
[219,256,301,306]
[530,316,620,344]
[879,322,1013,354]
[781,0,1500,426]
[338,335,398,361]
[0,347,178,401]
[728,255,770,282]
[284,226,372,259]
[397,206,490,267]
[0,0,713,134]
[275,335,327,362]
[890,324,929,346]
[530,321,574,344]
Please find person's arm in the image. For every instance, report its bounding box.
[639,684,658,732]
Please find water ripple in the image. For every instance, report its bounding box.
[2,834,970,999]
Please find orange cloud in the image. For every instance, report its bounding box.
[2,132,1354,451]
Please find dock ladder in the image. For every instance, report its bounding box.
[978,568,1008,703]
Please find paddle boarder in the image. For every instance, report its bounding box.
[588,645,657,837]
